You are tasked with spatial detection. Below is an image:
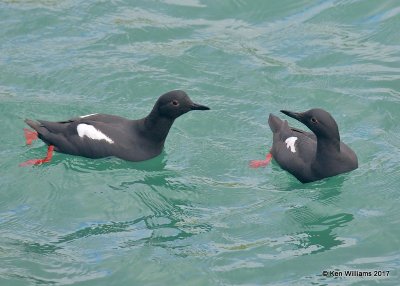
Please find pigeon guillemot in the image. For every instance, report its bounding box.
[21,90,210,166]
[250,108,358,183]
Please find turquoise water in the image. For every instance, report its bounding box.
[1,0,399,285]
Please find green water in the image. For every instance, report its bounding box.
[1,0,399,285]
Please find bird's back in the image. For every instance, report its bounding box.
[268,114,318,182]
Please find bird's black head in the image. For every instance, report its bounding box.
[281,108,340,141]
[156,90,210,119]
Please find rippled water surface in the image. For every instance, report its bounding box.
[1,0,400,285]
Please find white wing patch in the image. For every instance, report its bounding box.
[77,124,114,144]
[285,136,298,153]
[80,113,97,118]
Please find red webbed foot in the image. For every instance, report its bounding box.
[19,145,54,167]
[24,128,38,145]
[249,152,272,168]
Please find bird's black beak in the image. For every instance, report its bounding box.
[191,103,210,110]
[281,110,305,122]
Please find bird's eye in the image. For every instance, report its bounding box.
[311,117,317,123]
[172,100,179,106]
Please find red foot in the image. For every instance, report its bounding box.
[19,145,54,167]
[24,128,38,145]
[249,152,272,168]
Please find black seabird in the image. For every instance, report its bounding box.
[251,108,358,183]
[21,90,210,165]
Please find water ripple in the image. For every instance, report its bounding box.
[1,0,400,285]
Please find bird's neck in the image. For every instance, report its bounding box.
[316,136,340,158]
[141,110,174,144]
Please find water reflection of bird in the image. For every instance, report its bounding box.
[281,177,353,255]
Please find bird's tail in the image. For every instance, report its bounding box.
[25,119,42,132]
[268,113,284,133]
[23,119,42,145]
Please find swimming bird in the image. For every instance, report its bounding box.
[21,90,210,166]
[250,108,358,183]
